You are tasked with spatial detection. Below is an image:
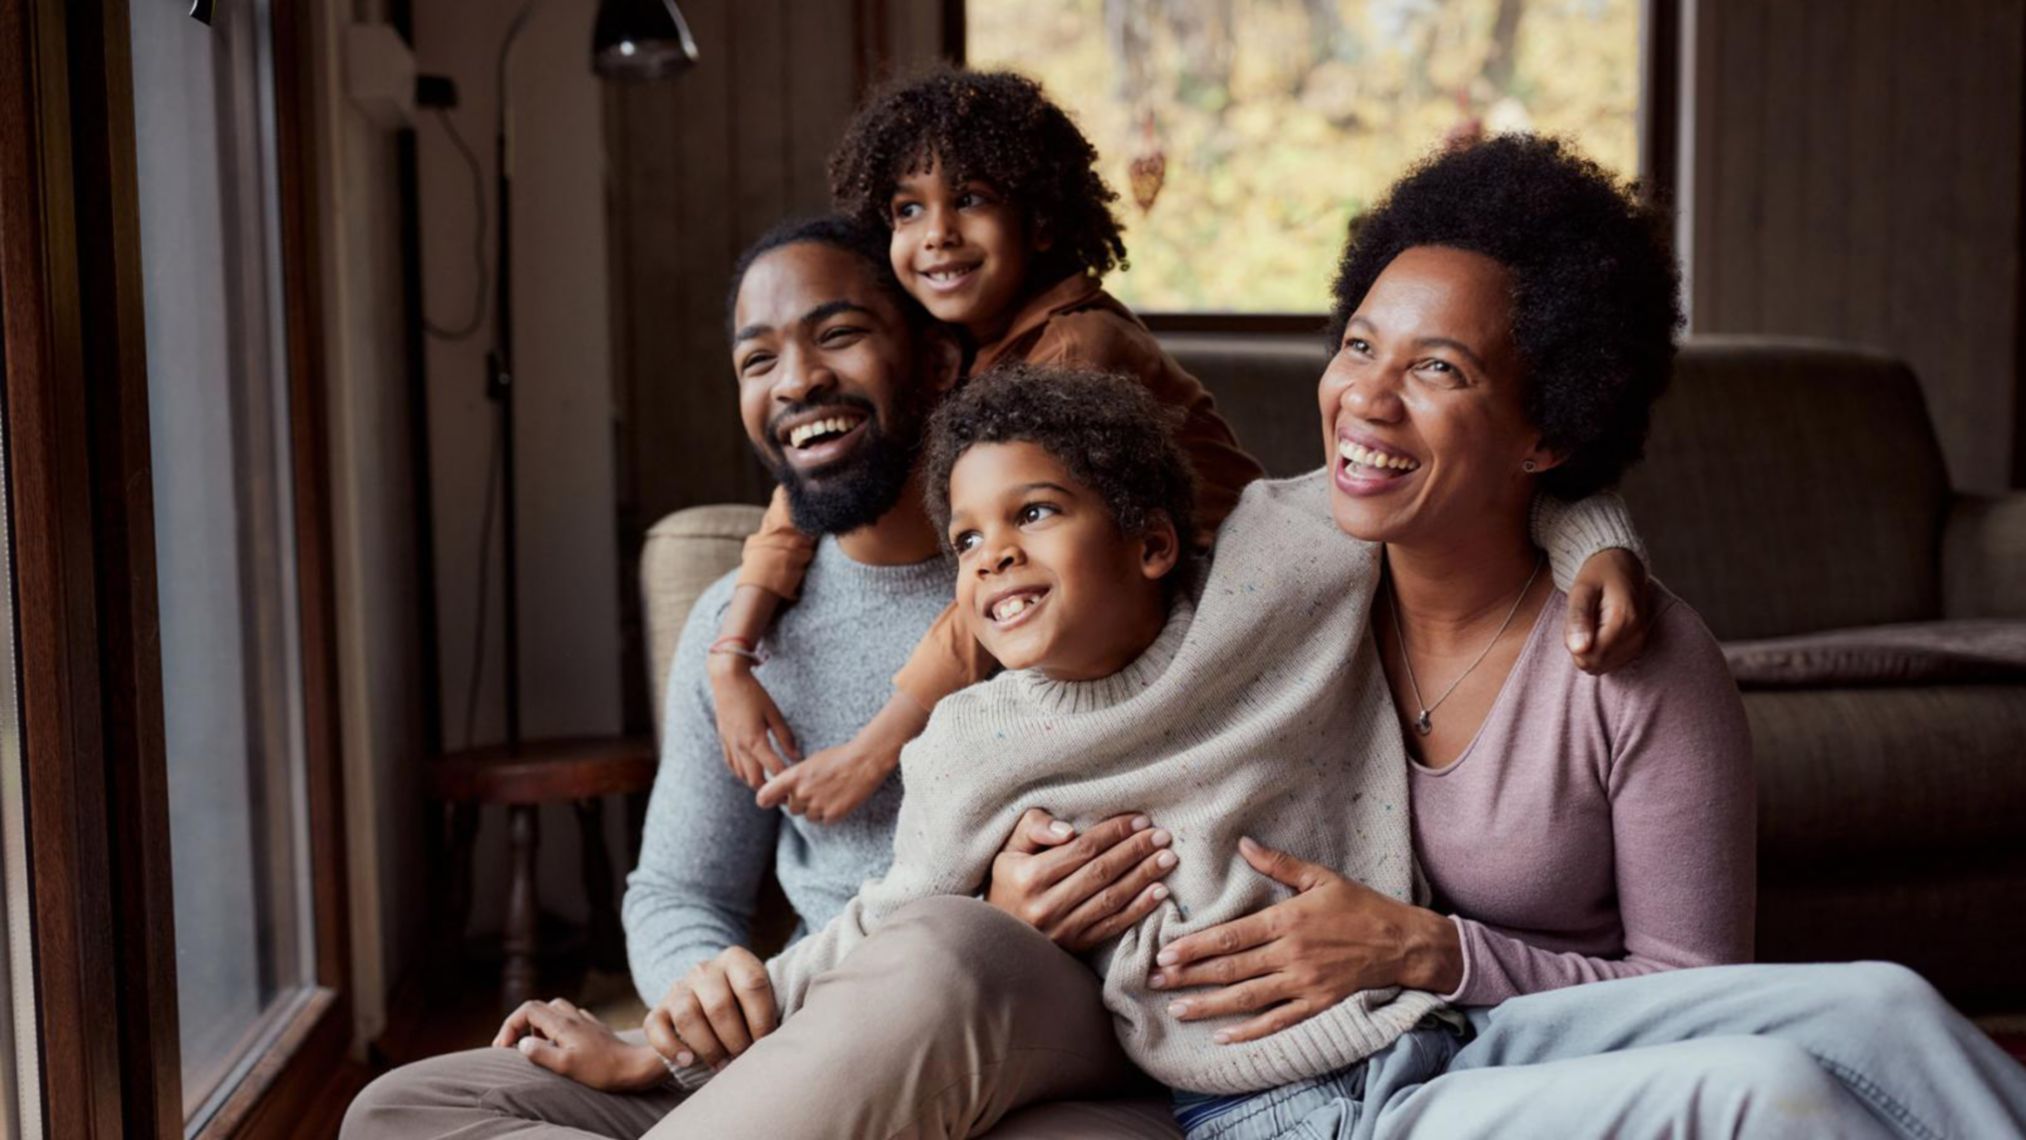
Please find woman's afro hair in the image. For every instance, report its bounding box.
[1329,134,1683,500]
[924,364,1195,556]
[829,67,1128,284]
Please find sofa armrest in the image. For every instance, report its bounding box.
[1943,491,2026,619]
[641,504,768,735]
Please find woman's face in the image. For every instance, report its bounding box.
[1317,245,1557,545]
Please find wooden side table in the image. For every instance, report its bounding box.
[429,735,657,1009]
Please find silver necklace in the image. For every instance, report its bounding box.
[1387,555,1544,736]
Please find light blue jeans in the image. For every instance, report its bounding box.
[1173,962,2026,1140]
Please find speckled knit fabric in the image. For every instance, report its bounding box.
[664,472,1641,1095]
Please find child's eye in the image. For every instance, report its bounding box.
[892,200,921,222]
[1016,503,1059,526]
[951,530,981,554]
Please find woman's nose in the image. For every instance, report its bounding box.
[1344,368,1403,421]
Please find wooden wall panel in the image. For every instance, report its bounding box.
[1686,0,2026,491]
[607,0,948,526]
[605,0,948,724]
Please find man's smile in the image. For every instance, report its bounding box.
[773,406,872,471]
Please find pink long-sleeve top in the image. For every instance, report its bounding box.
[1409,585,1757,1008]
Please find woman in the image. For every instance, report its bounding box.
[1145,134,2026,1138]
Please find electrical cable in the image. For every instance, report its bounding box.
[422,106,490,341]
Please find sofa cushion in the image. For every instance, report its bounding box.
[1745,685,2026,864]
[1160,331,1330,478]
[1620,336,1950,640]
[1724,621,2026,688]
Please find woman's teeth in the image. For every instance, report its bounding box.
[1337,439,1420,473]
[787,416,861,449]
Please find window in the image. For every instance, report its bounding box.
[965,0,1646,314]
[126,0,322,1126]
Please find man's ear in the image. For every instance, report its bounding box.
[1136,512,1183,581]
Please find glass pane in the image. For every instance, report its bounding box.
[0,307,41,1139]
[967,0,1644,312]
[126,0,315,1125]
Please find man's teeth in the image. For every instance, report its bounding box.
[992,594,1038,622]
[1337,439,1420,472]
[787,416,861,449]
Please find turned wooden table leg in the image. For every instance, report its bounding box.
[576,796,626,972]
[438,801,480,979]
[502,804,540,1009]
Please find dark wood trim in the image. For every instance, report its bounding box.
[273,0,352,1005]
[2014,4,2026,490]
[1640,0,1682,212]
[196,989,346,1140]
[1141,312,1329,336]
[61,0,183,1134]
[0,0,131,1133]
[941,0,964,63]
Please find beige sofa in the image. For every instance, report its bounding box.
[640,334,2026,1013]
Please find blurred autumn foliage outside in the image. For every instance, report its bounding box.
[967,0,1643,312]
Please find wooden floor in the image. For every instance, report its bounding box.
[298,944,647,1138]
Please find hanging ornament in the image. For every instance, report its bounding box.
[1128,109,1167,213]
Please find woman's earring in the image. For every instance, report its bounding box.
[1521,459,1538,473]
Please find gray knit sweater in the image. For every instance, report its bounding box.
[676,472,1639,1096]
[621,538,953,1006]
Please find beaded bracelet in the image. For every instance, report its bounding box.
[708,636,766,665]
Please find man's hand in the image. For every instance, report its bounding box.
[987,808,1179,953]
[1148,838,1459,1044]
[708,657,800,790]
[492,997,669,1091]
[1565,547,1652,675]
[642,946,777,1072]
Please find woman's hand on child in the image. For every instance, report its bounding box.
[1148,837,1461,1044]
[707,655,800,790]
[492,997,670,1091]
[987,808,1179,953]
[643,946,777,1072]
[1565,547,1652,675]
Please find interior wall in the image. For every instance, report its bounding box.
[606,0,947,722]
[311,0,431,1045]
[414,0,625,935]
[1681,0,2026,491]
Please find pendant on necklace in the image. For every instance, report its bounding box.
[1415,709,1433,735]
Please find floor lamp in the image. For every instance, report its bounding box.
[435,0,698,1010]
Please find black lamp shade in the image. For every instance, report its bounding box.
[592,0,699,81]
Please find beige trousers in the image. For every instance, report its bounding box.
[342,897,1179,1139]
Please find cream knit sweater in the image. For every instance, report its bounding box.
[674,471,1638,1095]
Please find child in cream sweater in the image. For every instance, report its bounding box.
[653,365,1641,1096]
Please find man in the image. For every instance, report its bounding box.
[342,217,1180,1139]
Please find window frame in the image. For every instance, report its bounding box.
[0,1,352,1136]
[947,0,1682,335]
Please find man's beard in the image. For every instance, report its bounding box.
[761,394,924,537]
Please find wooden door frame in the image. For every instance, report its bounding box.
[0,0,352,1135]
